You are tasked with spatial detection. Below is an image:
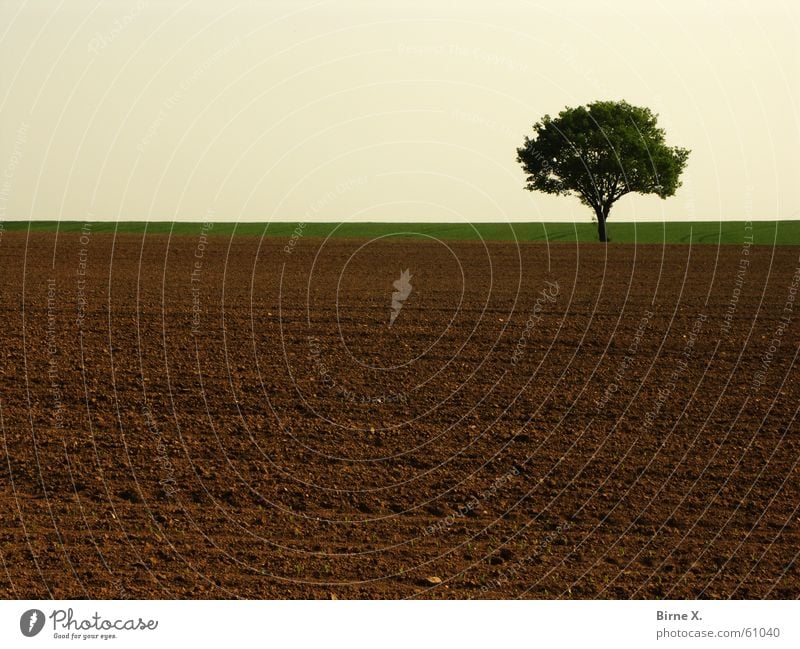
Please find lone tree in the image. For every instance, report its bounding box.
[517,100,689,242]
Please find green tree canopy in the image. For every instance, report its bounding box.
[517,100,690,241]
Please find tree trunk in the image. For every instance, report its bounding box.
[596,207,609,242]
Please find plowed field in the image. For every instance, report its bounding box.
[1,231,798,599]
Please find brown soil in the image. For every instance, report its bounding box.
[0,231,798,599]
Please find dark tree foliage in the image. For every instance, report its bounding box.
[517,100,690,241]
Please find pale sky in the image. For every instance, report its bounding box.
[0,0,797,223]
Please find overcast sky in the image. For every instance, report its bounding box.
[1,0,797,223]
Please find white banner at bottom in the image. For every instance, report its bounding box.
[1,600,796,648]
